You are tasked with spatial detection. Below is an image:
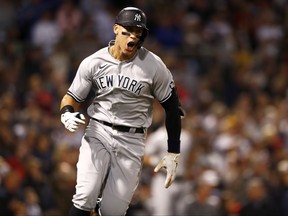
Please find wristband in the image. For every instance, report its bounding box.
[60,105,74,114]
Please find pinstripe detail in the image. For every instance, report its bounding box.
[67,91,85,103]
[159,91,172,104]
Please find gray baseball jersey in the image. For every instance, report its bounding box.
[68,41,174,128]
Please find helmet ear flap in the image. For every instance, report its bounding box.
[137,29,148,48]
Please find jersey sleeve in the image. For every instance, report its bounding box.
[67,58,93,102]
[152,57,175,103]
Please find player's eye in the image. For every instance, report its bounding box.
[121,26,143,39]
[121,31,142,39]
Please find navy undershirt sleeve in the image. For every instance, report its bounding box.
[160,88,182,153]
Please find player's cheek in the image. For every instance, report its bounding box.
[118,38,125,47]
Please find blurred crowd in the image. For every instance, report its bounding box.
[0,0,288,215]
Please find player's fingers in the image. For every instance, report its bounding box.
[154,161,163,172]
[67,126,76,132]
[74,118,86,125]
[68,124,78,131]
[164,173,172,188]
[68,120,79,127]
[71,113,85,124]
[79,113,86,120]
[76,113,86,121]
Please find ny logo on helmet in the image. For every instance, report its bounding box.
[134,14,141,21]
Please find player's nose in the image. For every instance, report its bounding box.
[130,32,141,39]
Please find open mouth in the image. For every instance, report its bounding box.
[127,41,136,48]
[125,41,137,52]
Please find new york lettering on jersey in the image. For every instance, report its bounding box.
[95,74,145,95]
[94,64,146,95]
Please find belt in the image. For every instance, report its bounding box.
[92,118,144,134]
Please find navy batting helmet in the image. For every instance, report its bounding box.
[115,7,149,47]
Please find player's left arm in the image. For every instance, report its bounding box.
[154,87,183,188]
[160,87,182,153]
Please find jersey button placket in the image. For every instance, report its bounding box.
[117,62,122,74]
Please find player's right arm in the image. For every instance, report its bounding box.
[60,94,86,132]
[60,94,81,111]
[59,55,95,132]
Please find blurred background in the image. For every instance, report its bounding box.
[0,0,288,215]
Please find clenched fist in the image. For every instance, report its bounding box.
[61,112,86,132]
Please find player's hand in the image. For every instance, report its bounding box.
[154,152,180,188]
[61,112,86,132]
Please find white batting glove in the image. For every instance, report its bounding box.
[61,112,86,132]
[154,152,180,188]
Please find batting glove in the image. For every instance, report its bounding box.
[61,112,86,132]
[154,152,180,188]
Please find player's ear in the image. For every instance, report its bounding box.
[114,24,119,35]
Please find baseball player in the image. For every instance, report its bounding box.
[60,7,183,216]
